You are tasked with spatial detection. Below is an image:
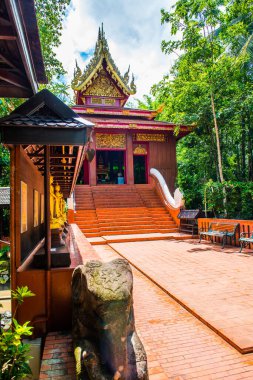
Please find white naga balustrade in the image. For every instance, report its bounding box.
[150,168,184,209]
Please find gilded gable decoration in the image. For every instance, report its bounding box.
[96,133,126,149]
[85,69,122,97]
[133,145,147,155]
[71,24,136,97]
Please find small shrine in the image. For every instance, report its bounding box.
[72,25,193,191]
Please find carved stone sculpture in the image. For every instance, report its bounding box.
[72,259,148,380]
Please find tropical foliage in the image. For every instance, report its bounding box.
[35,0,71,102]
[144,0,253,218]
[0,287,35,380]
[0,245,10,285]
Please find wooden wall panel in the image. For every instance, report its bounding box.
[16,268,74,335]
[19,148,45,262]
[16,270,47,336]
[50,269,73,331]
[149,136,177,192]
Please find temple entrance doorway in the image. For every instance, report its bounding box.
[96,150,125,184]
[134,155,147,184]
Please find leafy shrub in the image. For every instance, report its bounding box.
[0,286,35,379]
[203,180,253,219]
[0,246,10,285]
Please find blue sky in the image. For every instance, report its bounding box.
[56,0,176,102]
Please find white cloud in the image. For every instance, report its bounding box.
[56,0,176,102]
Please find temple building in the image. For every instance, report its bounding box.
[71,25,193,192]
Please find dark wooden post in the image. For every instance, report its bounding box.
[44,145,51,329]
[89,134,97,185]
[44,145,51,268]
[126,132,134,184]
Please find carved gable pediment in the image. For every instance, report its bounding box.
[83,68,123,98]
[72,25,136,106]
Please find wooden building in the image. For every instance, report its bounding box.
[72,25,193,192]
[0,89,92,333]
[0,1,93,335]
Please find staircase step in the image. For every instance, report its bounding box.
[80,228,100,233]
[98,220,155,227]
[73,184,179,238]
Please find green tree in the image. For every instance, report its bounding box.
[35,0,71,82]
[146,0,253,217]
[161,0,228,185]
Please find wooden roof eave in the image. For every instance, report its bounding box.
[7,1,37,94]
[3,0,47,97]
[0,124,90,146]
[176,128,195,141]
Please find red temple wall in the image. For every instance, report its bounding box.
[87,131,177,189]
[149,136,177,192]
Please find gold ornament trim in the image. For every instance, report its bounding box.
[96,133,126,149]
[135,133,166,142]
[85,69,122,97]
[133,144,147,155]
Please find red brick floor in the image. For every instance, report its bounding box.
[94,243,253,380]
[39,331,75,379]
[39,228,101,380]
[40,238,253,379]
[109,239,253,354]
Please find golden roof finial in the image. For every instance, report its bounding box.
[71,60,82,88]
[130,74,136,92]
[123,65,130,83]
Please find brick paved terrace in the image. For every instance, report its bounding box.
[94,242,253,379]
[109,239,253,354]
[40,237,253,379]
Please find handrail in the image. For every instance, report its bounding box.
[150,168,184,209]
[0,239,10,246]
[73,191,76,213]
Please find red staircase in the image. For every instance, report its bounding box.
[74,185,178,237]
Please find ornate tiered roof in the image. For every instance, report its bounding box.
[71,24,136,102]
[71,26,194,139]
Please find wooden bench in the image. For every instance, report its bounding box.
[199,222,239,248]
[239,231,253,252]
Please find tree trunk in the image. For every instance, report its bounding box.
[211,93,224,183]
[248,113,253,181]
[207,124,219,181]
[211,92,227,215]
[241,114,246,180]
